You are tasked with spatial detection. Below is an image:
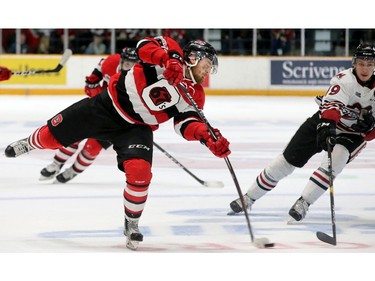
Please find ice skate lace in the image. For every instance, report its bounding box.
[13,140,33,156]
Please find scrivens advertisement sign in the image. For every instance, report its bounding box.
[271,59,352,86]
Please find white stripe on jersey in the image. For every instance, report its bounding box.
[125,67,159,125]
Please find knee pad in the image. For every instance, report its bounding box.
[266,154,296,181]
[82,138,103,157]
[123,159,152,187]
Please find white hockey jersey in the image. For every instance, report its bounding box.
[319,68,375,134]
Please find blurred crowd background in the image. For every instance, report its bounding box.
[1,28,374,56]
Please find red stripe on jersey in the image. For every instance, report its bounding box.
[178,82,205,109]
[321,109,341,123]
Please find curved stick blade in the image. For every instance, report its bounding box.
[203,181,224,188]
[316,231,336,245]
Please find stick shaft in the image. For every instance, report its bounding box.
[11,49,72,76]
[177,83,254,241]
[316,141,337,245]
[327,142,337,242]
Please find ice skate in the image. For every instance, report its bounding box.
[227,194,254,215]
[124,218,143,250]
[5,138,35,158]
[54,166,78,184]
[288,196,310,222]
[39,162,63,180]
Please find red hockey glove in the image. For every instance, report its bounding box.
[163,51,183,86]
[206,136,231,158]
[84,74,102,97]
[84,83,103,97]
[0,66,12,81]
[195,126,231,158]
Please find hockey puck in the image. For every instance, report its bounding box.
[264,243,275,248]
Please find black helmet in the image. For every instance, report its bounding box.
[121,47,139,62]
[183,40,218,74]
[352,43,375,64]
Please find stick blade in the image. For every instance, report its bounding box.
[316,231,337,245]
[203,181,224,188]
[253,237,274,248]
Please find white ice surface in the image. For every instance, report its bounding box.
[0,95,373,279]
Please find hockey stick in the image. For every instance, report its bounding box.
[153,142,224,188]
[316,141,337,245]
[11,49,73,76]
[177,83,274,248]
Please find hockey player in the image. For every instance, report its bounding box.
[39,47,139,183]
[5,37,231,250]
[228,43,375,222]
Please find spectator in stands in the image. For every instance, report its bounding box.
[162,29,186,47]
[85,29,107,54]
[221,29,248,55]
[36,29,51,54]
[7,31,31,54]
[270,29,295,56]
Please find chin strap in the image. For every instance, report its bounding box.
[187,67,197,84]
[185,58,200,84]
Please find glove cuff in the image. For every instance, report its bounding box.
[317,118,336,129]
[85,73,101,84]
[168,51,183,64]
[85,82,100,89]
[182,122,208,141]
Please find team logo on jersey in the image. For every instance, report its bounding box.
[336,73,346,79]
[355,92,361,98]
[149,86,172,107]
[51,114,63,126]
[142,79,180,111]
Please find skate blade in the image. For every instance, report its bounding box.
[287,217,300,225]
[227,210,242,216]
[39,175,55,181]
[53,180,63,184]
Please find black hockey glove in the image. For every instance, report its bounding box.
[351,109,375,133]
[317,118,336,151]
